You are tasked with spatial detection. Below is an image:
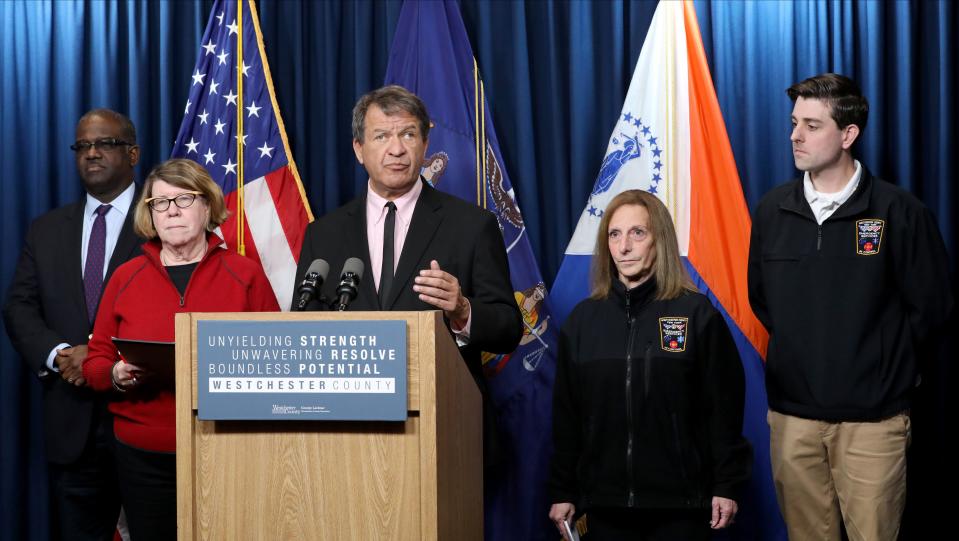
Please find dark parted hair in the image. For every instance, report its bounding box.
[351,85,431,143]
[78,108,137,144]
[787,73,869,132]
[590,190,695,301]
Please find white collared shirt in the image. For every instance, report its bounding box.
[81,182,136,278]
[803,160,862,225]
[48,182,136,372]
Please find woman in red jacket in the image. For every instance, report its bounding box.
[83,158,279,540]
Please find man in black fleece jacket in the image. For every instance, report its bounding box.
[748,73,953,541]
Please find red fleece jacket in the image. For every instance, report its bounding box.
[83,235,279,452]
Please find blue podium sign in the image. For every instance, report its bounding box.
[196,320,408,421]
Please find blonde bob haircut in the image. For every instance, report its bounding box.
[133,158,229,239]
[590,189,695,301]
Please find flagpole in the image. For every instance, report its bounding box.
[172,0,311,309]
[235,0,246,255]
[473,58,481,206]
[664,6,677,222]
[480,78,487,210]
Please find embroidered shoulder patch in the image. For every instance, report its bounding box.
[855,218,885,255]
[659,317,688,352]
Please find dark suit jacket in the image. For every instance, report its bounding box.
[293,179,523,387]
[3,187,141,464]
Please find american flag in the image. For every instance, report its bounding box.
[171,0,312,310]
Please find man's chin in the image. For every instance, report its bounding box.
[390,171,418,183]
[81,174,107,186]
[380,177,418,192]
[82,176,122,195]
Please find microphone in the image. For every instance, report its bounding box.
[334,257,365,311]
[294,259,330,311]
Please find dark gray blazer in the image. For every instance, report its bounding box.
[4,187,141,464]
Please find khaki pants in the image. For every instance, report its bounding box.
[767,410,910,541]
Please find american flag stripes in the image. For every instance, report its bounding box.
[171,0,311,310]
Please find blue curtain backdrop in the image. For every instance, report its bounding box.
[1,1,954,539]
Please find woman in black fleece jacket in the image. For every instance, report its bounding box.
[548,190,751,541]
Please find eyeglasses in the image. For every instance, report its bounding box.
[70,138,135,153]
[145,191,204,212]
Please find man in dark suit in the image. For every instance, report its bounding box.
[293,84,522,404]
[4,109,143,540]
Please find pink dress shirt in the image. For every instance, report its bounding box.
[365,179,472,339]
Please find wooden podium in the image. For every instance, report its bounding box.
[174,311,482,540]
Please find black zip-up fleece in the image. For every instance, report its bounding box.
[748,168,954,422]
[549,279,751,511]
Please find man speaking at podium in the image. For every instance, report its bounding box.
[292,85,522,447]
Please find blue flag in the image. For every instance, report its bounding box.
[385,1,556,539]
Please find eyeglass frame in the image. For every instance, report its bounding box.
[144,191,205,212]
[70,138,136,153]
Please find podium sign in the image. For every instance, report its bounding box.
[196,319,407,420]
[177,312,482,540]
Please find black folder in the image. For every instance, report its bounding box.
[111,337,176,388]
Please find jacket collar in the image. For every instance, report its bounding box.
[610,276,657,308]
[385,179,443,309]
[106,184,143,282]
[347,178,443,310]
[343,193,379,308]
[779,165,874,221]
[141,231,224,270]
[69,184,143,321]
[66,199,88,320]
